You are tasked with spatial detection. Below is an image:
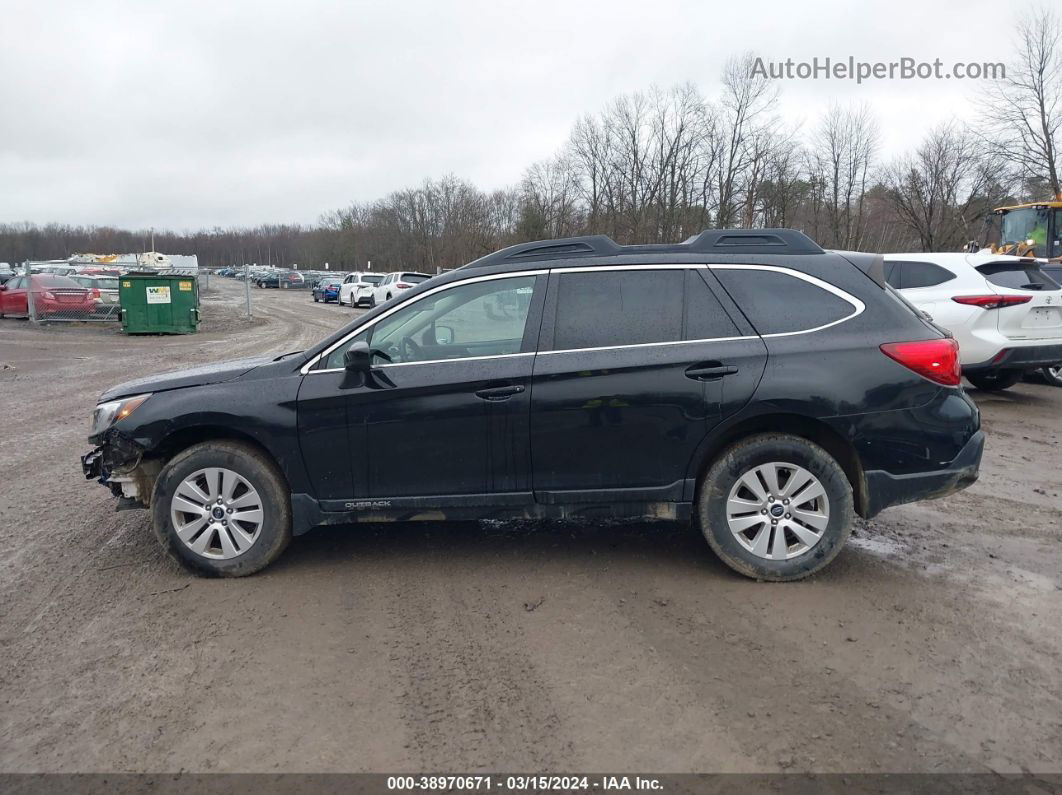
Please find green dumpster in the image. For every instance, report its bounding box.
[119,270,200,334]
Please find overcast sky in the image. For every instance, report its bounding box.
[0,0,1014,231]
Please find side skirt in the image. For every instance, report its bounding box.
[290,493,691,536]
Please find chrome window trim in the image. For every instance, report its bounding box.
[302,262,865,374]
[539,335,757,356]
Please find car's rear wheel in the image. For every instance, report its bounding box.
[313,295,319,302]
[698,433,854,582]
[966,369,1022,391]
[1040,365,1062,387]
[152,441,291,577]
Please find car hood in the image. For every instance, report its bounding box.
[98,355,274,403]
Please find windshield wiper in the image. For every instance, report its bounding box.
[273,350,304,361]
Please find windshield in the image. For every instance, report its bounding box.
[362,274,383,284]
[1000,208,1050,257]
[97,278,118,289]
[403,274,430,284]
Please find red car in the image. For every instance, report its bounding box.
[0,274,98,318]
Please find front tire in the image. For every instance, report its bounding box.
[698,433,854,582]
[966,369,1022,391]
[152,441,292,577]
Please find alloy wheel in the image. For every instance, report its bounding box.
[725,462,830,560]
[170,467,264,559]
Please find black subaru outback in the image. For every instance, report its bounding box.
[83,229,983,581]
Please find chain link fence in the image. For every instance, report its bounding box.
[0,265,206,324]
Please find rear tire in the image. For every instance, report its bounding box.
[966,369,1022,391]
[152,441,292,577]
[1040,365,1062,387]
[698,433,854,582]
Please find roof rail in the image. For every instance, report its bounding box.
[462,228,823,269]
[684,228,824,254]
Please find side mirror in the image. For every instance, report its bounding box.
[434,325,454,345]
[343,341,372,372]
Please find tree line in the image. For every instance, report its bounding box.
[2,6,1058,271]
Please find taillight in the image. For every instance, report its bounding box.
[396,282,412,288]
[90,288,101,298]
[952,295,1032,309]
[880,338,961,386]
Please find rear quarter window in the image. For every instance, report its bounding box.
[889,260,956,289]
[712,267,859,335]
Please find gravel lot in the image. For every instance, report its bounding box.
[1,278,1060,774]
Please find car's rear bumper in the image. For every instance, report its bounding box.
[964,343,1062,372]
[862,430,984,518]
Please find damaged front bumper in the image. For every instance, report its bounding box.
[82,431,157,509]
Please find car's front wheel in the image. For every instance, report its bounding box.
[152,440,292,577]
[966,369,1022,391]
[698,433,854,582]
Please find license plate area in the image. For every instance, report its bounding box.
[1023,307,1062,328]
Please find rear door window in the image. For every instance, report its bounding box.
[712,267,858,335]
[977,261,1061,291]
[884,261,901,288]
[685,270,740,340]
[552,270,684,350]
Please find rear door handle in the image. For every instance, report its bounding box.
[685,363,738,380]
[474,384,526,401]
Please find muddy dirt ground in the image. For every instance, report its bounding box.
[1,278,1060,774]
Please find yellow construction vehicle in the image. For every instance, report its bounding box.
[984,196,1062,260]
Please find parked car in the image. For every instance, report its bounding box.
[0,268,15,284]
[70,274,120,316]
[368,271,431,306]
[1037,264,1062,386]
[338,272,384,307]
[883,253,1062,391]
[1,274,98,318]
[312,278,343,303]
[83,228,983,580]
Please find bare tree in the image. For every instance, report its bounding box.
[885,122,997,250]
[806,103,879,249]
[979,5,1062,198]
[714,53,779,227]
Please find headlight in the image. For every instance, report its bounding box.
[91,393,151,437]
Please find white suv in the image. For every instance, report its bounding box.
[369,271,432,306]
[338,272,385,308]
[884,252,1062,390]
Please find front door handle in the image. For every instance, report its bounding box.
[474,384,526,401]
[685,363,738,381]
